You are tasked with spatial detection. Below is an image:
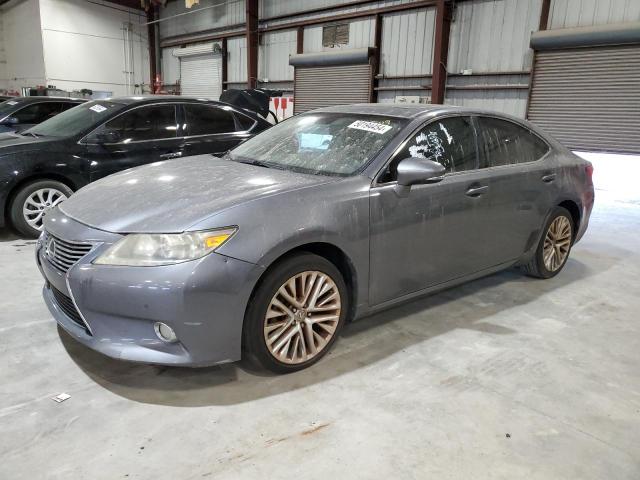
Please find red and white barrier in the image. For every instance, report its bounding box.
[269,96,294,123]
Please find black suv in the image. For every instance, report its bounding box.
[0,96,86,133]
[0,96,271,237]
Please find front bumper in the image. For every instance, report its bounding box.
[37,210,264,367]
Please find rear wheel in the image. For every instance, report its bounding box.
[9,180,72,238]
[243,253,348,373]
[522,206,574,279]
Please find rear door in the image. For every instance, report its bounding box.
[474,116,555,263]
[84,103,184,181]
[181,103,254,157]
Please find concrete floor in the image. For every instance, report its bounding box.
[1,158,639,479]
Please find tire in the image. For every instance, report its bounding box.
[243,252,349,374]
[522,206,575,279]
[9,180,73,238]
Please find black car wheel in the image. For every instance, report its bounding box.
[523,206,575,279]
[9,180,73,238]
[243,253,349,373]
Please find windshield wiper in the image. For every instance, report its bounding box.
[20,131,40,138]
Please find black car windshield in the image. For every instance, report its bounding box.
[228,113,406,176]
[25,100,126,138]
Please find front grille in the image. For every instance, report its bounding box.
[50,285,90,334]
[43,233,94,273]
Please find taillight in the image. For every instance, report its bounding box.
[585,163,594,182]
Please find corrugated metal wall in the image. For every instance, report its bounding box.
[444,0,542,117]
[159,0,245,40]
[303,18,375,53]
[549,0,640,29]
[259,30,297,82]
[227,35,247,86]
[448,0,541,73]
[156,0,639,119]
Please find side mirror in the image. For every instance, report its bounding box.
[94,131,121,144]
[396,157,446,186]
[1,116,19,125]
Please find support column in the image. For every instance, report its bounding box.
[296,26,304,54]
[221,37,228,91]
[371,13,383,102]
[147,7,158,91]
[430,0,452,105]
[246,0,259,88]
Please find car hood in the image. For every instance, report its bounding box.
[0,132,58,154]
[59,155,338,233]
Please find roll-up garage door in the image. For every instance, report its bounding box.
[290,48,374,114]
[528,23,640,154]
[173,43,222,100]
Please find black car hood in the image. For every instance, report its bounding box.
[0,132,60,154]
[59,155,338,233]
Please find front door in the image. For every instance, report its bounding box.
[181,103,253,157]
[83,104,184,181]
[369,116,496,306]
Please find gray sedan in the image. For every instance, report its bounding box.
[36,104,594,373]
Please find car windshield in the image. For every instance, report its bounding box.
[25,100,126,138]
[228,113,406,176]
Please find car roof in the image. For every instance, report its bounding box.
[103,95,231,106]
[4,96,86,103]
[314,103,464,118]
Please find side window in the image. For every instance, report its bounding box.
[477,117,549,168]
[60,102,81,113]
[183,104,237,136]
[13,102,62,123]
[102,105,177,142]
[234,111,256,131]
[383,116,477,182]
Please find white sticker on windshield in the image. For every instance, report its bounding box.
[90,104,107,113]
[6,101,18,105]
[347,120,392,135]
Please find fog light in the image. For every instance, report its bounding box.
[154,322,178,343]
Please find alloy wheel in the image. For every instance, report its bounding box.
[22,188,67,231]
[543,216,572,272]
[263,270,341,365]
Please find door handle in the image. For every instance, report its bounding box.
[542,173,556,183]
[159,152,183,159]
[465,185,489,197]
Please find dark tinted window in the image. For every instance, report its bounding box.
[235,111,256,131]
[184,104,236,136]
[477,117,549,168]
[385,116,477,180]
[13,102,63,123]
[60,102,82,113]
[103,105,177,142]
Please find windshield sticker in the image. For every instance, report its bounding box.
[6,101,18,105]
[90,104,107,113]
[347,120,392,135]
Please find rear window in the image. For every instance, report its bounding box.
[477,117,549,167]
[183,104,237,136]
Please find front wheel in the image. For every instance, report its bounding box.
[243,253,349,373]
[522,206,574,279]
[9,180,73,238]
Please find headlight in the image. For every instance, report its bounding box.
[94,227,237,266]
